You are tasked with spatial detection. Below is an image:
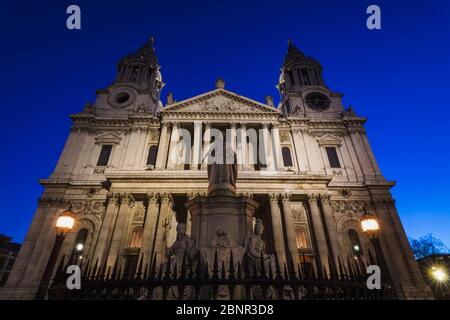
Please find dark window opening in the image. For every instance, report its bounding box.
[348,229,363,256]
[146,145,158,166]
[73,228,89,260]
[116,92,130,104]
[97,145,112,166]
[301,69,311,85]
[124,254,138,278]
[325,147,341,168]
[282,147,293,167]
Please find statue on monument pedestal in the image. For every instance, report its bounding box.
[206,141,237,197]
[165,222,196,267]
[158,222,198,300]
[244,219,276,299]
[244,219,272,274]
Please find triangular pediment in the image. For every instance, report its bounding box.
[317,134,342,146]
[95,132,122,144]
[161,89,280,114]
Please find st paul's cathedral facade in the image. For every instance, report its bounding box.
[0,39,432,299]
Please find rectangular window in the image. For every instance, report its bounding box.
[325,147,341,168]
[146,145,158,166]
[296,227,310,249]
[97,145,112,166]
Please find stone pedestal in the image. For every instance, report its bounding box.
[185,195,258,299]
[185,195,258,260]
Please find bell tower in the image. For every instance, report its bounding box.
[279,40,325,95]
[278,40,344,118]
[115,37,161,92]
[93,37,163,117]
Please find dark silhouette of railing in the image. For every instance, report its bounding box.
[48,249,396,300]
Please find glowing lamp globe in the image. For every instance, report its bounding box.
[431,266,448,282]
[55,210,76,234]
[360,211,379,237]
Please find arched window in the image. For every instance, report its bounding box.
[146,145,158,167]
[73,228,89,256]
[296,226,310,249]
[129,227,143,248]
[348,229,363,256]
[282,147,293,167]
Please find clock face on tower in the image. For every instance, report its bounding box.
[305,92,330,111]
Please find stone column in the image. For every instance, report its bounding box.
[291,129,310,172]
[155,122,170,169]
[238,123,247,170]
[227,123,237,164]
[361,132,383,177]
[373,198,432,298]
[307,194,329,272]
[93,193,120,266]
[153,193,173,264]
[186,209,192,237]
[192,121,202,170]
[271,123,282,170]
[281,193,301,272]
[262,123,275,170]
[319,194,339,273]
[269,193,286,269]
[202,122,211,169]
[4,198,51,287]
[106,194,135,268]
[167,122,180,170]
[349,128,375,178]
[20,199,67,288]
[141,193,159,265]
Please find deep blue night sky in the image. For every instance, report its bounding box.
[1,1,449,246]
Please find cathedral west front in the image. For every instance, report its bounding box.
[0,38,432,300]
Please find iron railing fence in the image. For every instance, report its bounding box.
[48,250,397,300]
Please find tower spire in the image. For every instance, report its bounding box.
[115,37,162,92]
[278,39,325,98]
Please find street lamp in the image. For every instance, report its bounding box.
[35,209,76,300]
[360,208,393,284]
[430,266,448,282]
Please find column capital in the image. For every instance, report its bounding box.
[230,122,237,129]
[204,121,211,129]
[262,123,269,129]
[269,192,280,202]
[147,192,159,203]
[171,121,180,128]
[271,122,280,129]
[238,192,253,199]
[160,192,173,204]
[239,122,247,129]
[281,193,292,202]
[106,192,121,206]
[120,193,135,207]
[319,193,331,201]
[307,194,319,202]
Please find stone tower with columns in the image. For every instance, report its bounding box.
[0,39,432,299]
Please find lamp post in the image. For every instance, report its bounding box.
[35,209,76,300]
[360,208,392,284]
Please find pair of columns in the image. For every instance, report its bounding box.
[94,192,174,270]
[268,193,339,276]
[155,121,283,171]
[268,193,300,273]
[304,194,340,275]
